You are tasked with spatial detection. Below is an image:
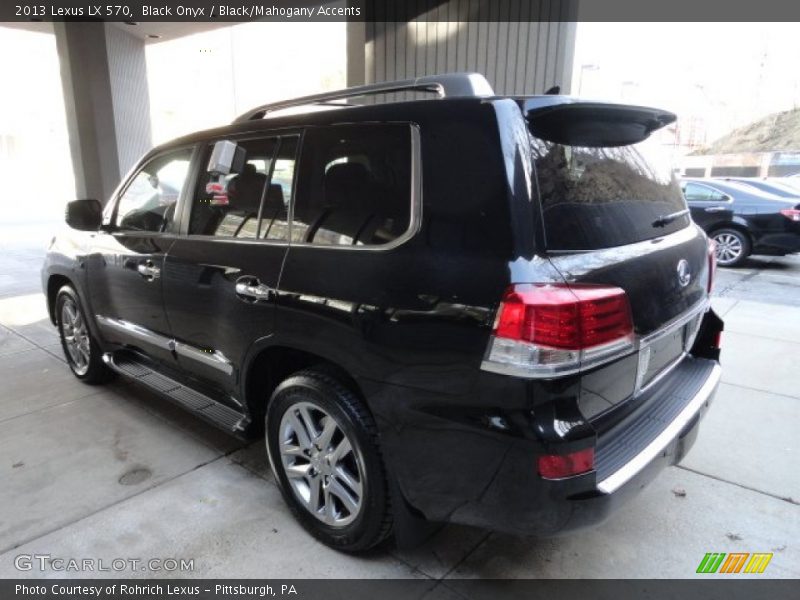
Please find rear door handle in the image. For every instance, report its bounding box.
[235,276,274,302]
[704,206,728,213]
[137,261,160,281]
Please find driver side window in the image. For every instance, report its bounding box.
[683,183,714,202]
[115,148,193,232]
[683,182,728,203]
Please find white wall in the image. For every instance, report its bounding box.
[145,22,347,145]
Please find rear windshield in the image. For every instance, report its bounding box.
[531,136,689,251]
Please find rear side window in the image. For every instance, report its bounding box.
[292,124,412,246]
[682,182,727,202]
[531,137,689,251]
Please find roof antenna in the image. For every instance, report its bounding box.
[544,85,560,95]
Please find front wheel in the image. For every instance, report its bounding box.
[266,369,392,552]
[712,228,751,267]
[56,285,114,384]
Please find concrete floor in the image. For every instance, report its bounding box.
[0,220,798,582]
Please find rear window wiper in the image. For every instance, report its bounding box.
[652,209,689,228]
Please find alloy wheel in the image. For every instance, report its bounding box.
[61,298,90,376]
[713,232,744,266]
[277,401,365,527]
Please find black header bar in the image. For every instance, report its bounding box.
[2,0,800,23]
[3,579,800,600]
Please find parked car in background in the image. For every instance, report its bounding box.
[682,178,800,267]
[721,177,800,200]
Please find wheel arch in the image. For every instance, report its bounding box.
[46,273,74,325]
[242,343,366,434]
[707,219,753,243]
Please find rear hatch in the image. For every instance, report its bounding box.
[525,99,711,406]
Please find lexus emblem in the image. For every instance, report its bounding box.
[677,259,691,287]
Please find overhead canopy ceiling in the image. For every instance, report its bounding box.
[108,21,230,42]
[0,21,229,43]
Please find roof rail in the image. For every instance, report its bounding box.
[233,72,494,123]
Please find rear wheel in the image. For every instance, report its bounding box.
[56,285,113,384]
[266,368,392,552]
[712,228,751,267]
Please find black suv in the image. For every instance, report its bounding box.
[42,73,723,551]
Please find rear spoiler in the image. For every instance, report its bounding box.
[523,98,676,147]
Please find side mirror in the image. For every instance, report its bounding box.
[207,140,245,176]
[65,199,103,231]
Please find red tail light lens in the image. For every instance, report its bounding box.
[482,284,635,378]
[538,448,595,479]
[494,284,633,350]
[780,208,800,222]
[707,238,717,293]
[713,331,723,349]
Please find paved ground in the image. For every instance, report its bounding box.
[0,221,798,583]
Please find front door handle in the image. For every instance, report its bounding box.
[137,261,161,281]
[235,277,274,302]
[704,206,728,213]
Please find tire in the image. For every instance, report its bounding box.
[712,228,751,267]
[55,285,114,384]
[265,368,392,552]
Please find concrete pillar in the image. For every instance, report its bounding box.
[346,19,366,87]
[555,21,578,95]
[105,25,153,180]
[53,23,152,204]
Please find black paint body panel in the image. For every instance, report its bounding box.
[42,95,724,537]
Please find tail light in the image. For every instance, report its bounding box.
[481,284,634,378]
[707,238,717,293]
[779,208,800,222]
[538,448,595,479]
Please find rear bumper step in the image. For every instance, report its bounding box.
[596,357,721,493]
[102,351,246,433]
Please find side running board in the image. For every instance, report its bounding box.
[102,352,247,434]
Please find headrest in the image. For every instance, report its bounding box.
[263,183,285,211]
[242,163,258,176]
[324,163,370,208]
[325,163,369,190]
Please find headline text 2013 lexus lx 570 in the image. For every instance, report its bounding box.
[42,73,723,551]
